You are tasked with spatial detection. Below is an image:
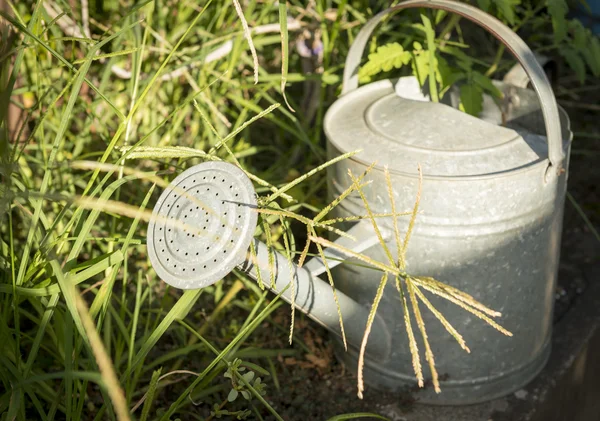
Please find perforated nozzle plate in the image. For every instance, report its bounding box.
[147,162,258,289]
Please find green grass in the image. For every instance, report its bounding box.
[1,0,596,420]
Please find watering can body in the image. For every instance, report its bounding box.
[322,0,572,405]
[147,0,572,408]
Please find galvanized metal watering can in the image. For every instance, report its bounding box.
[147,0,572,406]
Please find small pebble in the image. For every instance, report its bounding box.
[514,389,528,400]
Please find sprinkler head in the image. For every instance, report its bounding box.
[147,162,258,289]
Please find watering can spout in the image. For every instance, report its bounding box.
[240,223,393,360]
[146,161,393,361]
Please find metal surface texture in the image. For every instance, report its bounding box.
[147,162,259,289]
[323,0,573,405]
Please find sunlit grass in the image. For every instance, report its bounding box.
[0,0,526,419]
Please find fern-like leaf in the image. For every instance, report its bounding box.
[547,0,568,42]
[560,47,586,84]
[359,42,411,82]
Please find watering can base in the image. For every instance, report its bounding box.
[332,339,551,405]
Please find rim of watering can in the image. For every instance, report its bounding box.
[340,0,566,178]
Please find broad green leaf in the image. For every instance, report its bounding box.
[492,0,521,25]
[560,48,586,84]
[459,83,483,117]
[472,71,503,98]
[477,0,492,11]
[241,371,255,382]
[436,55,466,96]
[412,53,430,86]
[547,0,568,42]
[421,13,439,102]
[583,36,600,76]
[571,20,587,50]
[227,388,239,402]
[358,43,411,82]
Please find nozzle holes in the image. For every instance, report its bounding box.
[185,252,188,256]
[196,252,199,256]
[192,268,196,271]
[203,265,207,269]
[223,250,227,254]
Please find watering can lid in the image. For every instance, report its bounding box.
[324,79,550,178]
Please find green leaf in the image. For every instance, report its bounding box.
[359,42,411,82]
[547,0,568,42]
[583,36,600,76]
[477,0,492,11]
[572,22,600,77]
[278,0,293,111]
[119,145,211,160]
[492,0,521,25]
[459,83,483,116]
[571,20,587,51]
[227,389,239,402]
[240,390,251,400]
[472,71,503,98]
[412,53,430,86]
[421,13,439,102]
[560,48,586,84]
[241,371,255,383]
[140,369,162,421]
[436,55,466,96]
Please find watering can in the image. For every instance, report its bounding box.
[146,0,572,406]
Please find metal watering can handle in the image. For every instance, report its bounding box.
[341,0,565,175]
